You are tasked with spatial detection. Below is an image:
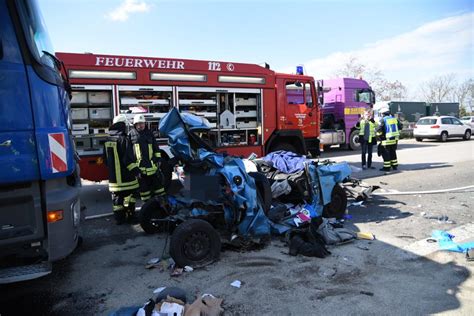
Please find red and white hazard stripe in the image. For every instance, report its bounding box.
[48,133,68,173]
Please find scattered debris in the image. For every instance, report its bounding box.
[467,249,474,262]
[153,287,166,294]
[171,267,184,277]
[432,230,474,253]
[356,245,370,251]
[184,266,194,272]
[145,257,162,269]
[357,232,376,240]
[350,201,364,207]
[360,291,374,296]
[230,280,242,288]
[186,294,224,316]
[396,235,415,239]
[380,181,388,185]
[420,212,426,217]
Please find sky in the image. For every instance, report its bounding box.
[40,0,473,97]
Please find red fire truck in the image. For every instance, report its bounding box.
[56,52,321,182]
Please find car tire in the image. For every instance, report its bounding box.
[440,131,448,142]
[349,130,360,151]
[249,172,272,215]
[463,130,471,140]
[322,184,347,219]
[170,219,221,268]
[415,138,423,142]
[139,197,168,234]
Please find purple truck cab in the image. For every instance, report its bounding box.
[318,78,375,150]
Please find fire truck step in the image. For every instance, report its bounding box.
[0,262,52,284]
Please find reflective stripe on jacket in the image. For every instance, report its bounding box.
[358,120,377,143]
[129,128,161,176]
[376,115,400,146]
[104,123,139,192]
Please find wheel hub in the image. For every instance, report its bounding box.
[183,231,211,261]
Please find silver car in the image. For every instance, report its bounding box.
[460,116,474,128]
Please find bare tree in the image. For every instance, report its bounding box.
[419,74,456,103]
[333,56,407,101]
[452,78,473,108]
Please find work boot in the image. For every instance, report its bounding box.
[126,210,139,224]
[114,210,127,225]
[392,166,398,171]
[379,168,390,172]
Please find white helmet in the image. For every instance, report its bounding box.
[113,114,127,124]
[133,114,146,125]
[379,107,390,114]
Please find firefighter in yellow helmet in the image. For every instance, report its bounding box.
[376,107,403,172]
[104,115,140,224]
[129,114,165,202]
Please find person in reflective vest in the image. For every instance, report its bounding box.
[357,110,378,169]
[129,114,165,202]
[104,115,140,224]
[376,107,403,171]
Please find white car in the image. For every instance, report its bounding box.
[413,116,471,142]
[460,116,474,128]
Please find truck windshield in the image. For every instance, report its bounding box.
[357,90,375,104]
[16,0,57,71]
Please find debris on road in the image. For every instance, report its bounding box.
[432,230,474,253]
[184,266,194,272]
[230,280,242,288]
[357,232,376,240]
[185,294,224,316]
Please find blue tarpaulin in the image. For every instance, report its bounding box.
[432,230,474,253]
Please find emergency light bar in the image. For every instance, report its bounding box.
[150,73,207,82]
[218,76,265,84]
[69,70,136,80]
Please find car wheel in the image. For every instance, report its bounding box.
[415,138,423,142]
[170,219,221,268]
[139,197,168,234]
[440,131,448,142]
[322,184,348,219]
[463,130,471,140]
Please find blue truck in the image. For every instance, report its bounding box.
[0,0,80,283]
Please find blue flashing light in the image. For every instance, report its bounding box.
[296,65,304,75]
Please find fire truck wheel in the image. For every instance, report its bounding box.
[139,198,168,234]
[249,172,272,215]
[349,130,361,151]
[170,219,221,268]
[271,142,297,154]
[322,184,348,219]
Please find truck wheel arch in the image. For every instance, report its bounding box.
[265,130,307,155]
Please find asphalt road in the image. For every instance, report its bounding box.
[1,138,473,315]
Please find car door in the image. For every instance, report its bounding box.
[451,118,465,135]
[440,117,453,136]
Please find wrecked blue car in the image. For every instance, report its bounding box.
[138,108,352,267]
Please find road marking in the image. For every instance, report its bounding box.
[402,222,474,257]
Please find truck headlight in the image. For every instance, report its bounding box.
[71,199,81,227]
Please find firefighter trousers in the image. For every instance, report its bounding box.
[112,189,136,216]
[138,172,165,201]
[381,143,398,170]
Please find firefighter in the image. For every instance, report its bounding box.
[357,109,377,169]
[104,115,140,224]
[129,114,165,202]
[376,107,403,172]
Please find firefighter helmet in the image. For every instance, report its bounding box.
[379,107,390,115]
[113,114,127,124]
[133,114,146,124]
